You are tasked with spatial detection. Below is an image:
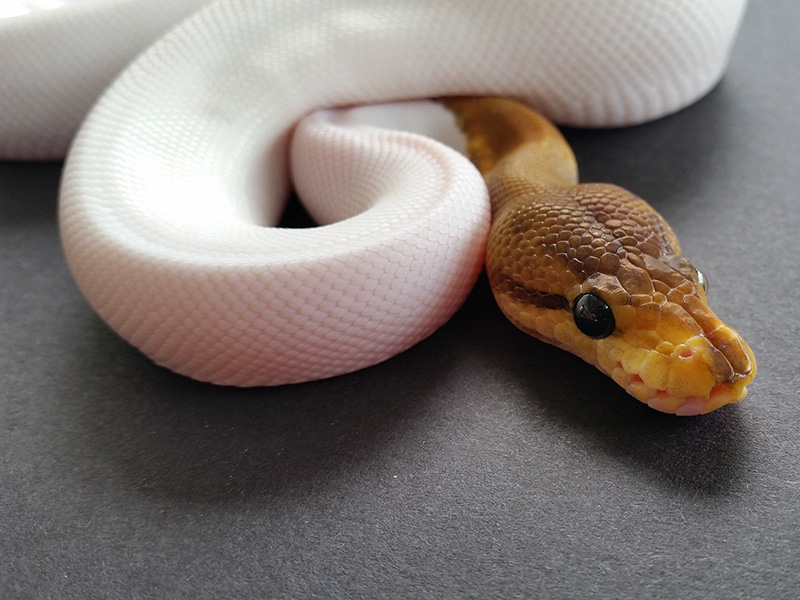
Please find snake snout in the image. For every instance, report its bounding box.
[599,298,756,415]
[706,325,756,381]
[667,332,755,415]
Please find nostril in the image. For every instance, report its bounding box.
[677,346,693,359]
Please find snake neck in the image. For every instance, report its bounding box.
[442,96,578,216]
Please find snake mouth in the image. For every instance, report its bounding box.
[619,373,749,415]
[608,337,756,416]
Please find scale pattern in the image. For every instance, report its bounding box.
[0,0,208,159]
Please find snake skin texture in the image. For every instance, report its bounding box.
[43,0,750,385]
[0,0,208,160]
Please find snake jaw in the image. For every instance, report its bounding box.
[606,342,755,416]
[597,301,757,415]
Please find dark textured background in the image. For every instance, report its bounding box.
[1,2,798,598]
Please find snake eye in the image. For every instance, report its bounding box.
[572,293,616,339]
[696,268,708,293]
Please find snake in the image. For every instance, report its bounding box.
[1,0,755,415]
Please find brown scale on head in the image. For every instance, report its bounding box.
[442,97,756,415]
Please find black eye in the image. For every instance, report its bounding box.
[696,268,708,293]
[572,293,616,339]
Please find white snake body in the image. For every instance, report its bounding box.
[1,1,748,387]
[0,0,209,159]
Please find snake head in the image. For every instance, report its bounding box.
[578,266,756,415]
[487,181,756,415]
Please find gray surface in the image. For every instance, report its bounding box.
[1,2,799,598]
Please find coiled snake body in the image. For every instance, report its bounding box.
[1,0,755,414]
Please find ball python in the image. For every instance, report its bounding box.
[1,0,755,414]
